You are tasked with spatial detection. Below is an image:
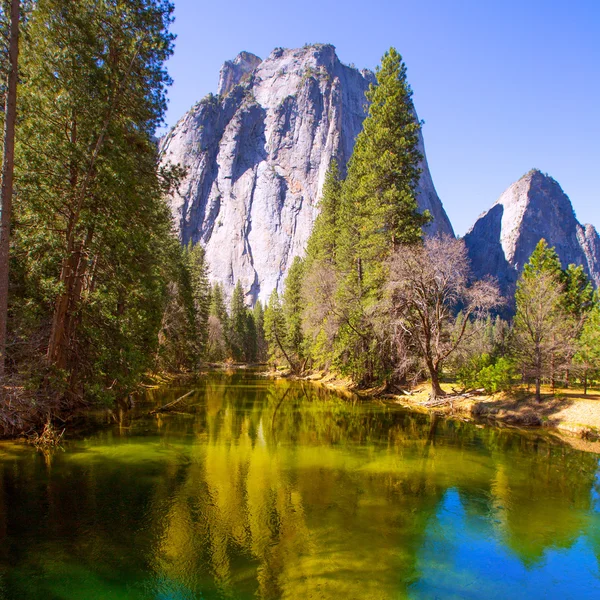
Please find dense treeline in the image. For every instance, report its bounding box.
[0,0,212,420]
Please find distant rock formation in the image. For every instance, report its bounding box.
[464,169,600,298]
[159,44,453,302]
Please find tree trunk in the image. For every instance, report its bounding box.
[0,0,20,388]
[535,376,541,403]
[584,371,588,396]
[428,362,445,399]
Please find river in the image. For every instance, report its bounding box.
[0,371,599,599]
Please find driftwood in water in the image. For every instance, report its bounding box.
[150,390,195,414]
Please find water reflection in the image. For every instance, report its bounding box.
[0,371,598,599]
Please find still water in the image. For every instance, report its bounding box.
[0,371,599,599]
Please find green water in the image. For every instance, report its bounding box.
[0,372,599,599]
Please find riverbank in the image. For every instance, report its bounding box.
[273,369,600,451]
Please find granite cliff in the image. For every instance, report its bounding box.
[464,169,600,298]
[159,44,453,302]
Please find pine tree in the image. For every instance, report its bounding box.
[207,283,228,361]
[560,263,593,386]
[562,264,593,320]
[305,160,342,266]
[244,310,257,363]
[574,295,600,394]
[185,242,211,356]
[318,48,431,384]
[513,240,571,401]
[339,47,430,297]
[282,257,305,366]
[264,290,295,371]
[8,0,176,400]
[522,239,562,280]
[229,281,247,362]
[253,300,267,362]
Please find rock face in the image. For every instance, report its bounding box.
[464,169,600,298]
[159,44,453,303]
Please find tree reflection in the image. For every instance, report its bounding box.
[0,372,598,599]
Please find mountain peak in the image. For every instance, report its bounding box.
[160,45,453,303]
[465,171,599,299]
[217,51,262,96]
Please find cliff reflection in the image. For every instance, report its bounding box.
[0,372,598,599]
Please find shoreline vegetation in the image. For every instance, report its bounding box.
[263,368,600,453]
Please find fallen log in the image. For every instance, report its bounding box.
[421,389,485,407]
[150,390,195,415]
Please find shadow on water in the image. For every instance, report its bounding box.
[0,370,599,599]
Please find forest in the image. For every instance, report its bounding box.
[0,0,599,438]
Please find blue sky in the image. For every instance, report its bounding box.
[162,0,600,235]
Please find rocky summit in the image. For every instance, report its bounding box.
[159,44,453,303]
[464,169,600,297]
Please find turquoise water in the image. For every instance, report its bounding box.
[0,371,599,599]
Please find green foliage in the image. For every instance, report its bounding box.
[513,240,572,400]
[229,282,247,361]
[297,48,431,384]
[6,0,179,401]
[206,283,228,362]
[522,239,562,279]
[574,295,600,391]
[282,257,305,362]
[264,290,288,368]
[305,161,341,266]
[457,354,515,394]
[253,300,267,362]
[561,263,593,319]
[227,281,259,363]
[185,243,211,356]
[338,47,430,298]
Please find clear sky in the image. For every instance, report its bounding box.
[161,0,600,236]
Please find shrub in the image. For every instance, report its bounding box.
[457,354,514,394]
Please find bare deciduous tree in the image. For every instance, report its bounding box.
[387,235,501,399]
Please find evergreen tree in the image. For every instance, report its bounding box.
[155,245,197,372]
[305,160,342,266]
[7,0,176,401]
[522,239,562,279]
[314,48,432,384]
[513,241,571,401]
[206,283,228,361]
[0,0,20,386]
[339,47,430,297]
[574,295,600,394]
[560,263,593,386]
[282,257,305,366]
[562,264,593,320]
[264,290,295,371]
[184,242,210,356]
[244,310,257,363]
[229,281,247,362]
[253,300,267,362]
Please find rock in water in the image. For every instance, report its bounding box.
[464,169,600,299]
[160,44,453,303]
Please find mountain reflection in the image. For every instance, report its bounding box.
[0,371,599,599]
